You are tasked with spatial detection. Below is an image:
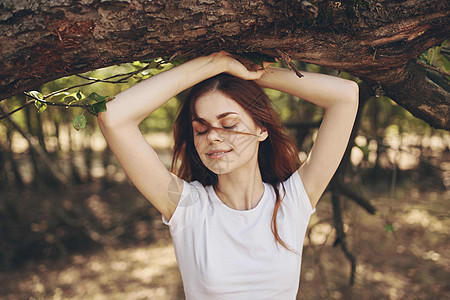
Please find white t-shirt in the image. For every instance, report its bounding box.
[163,172,314,300]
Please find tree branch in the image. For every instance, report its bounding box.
[331,191,356,286]
[415,59,450,77]
[383,61,450,129]
[0,0,447,127]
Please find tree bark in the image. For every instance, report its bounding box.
[0,0,448,128]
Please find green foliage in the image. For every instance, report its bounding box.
[85,92,109,115]
[61,91,112,129]
[418,40,450,73]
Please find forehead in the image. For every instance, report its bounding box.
[194,91,248,120]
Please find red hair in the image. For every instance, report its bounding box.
[171,74,300,251]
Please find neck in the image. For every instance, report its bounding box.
[214,163,265,211]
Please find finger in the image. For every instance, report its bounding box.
[245,69,265,80]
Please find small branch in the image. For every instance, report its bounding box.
[335,180,376,215]
[75,74,128,84]
[43,82,103,99]
[0,100,34,121]
[43,64,151,100]
[331,191,356,286]
[276,50,304,78]
[25,92,87,108]
[415,59,450,77]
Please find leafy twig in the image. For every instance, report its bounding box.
[25,92,94,110]
[0,61,157,121]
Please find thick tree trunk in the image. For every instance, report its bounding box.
[0,0,448,128]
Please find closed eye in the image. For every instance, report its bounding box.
[195,129,209,135]
[223,124,236,130]
[193,122,209,135]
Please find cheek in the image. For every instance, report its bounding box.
[229,133,256,149]
[193,135,206,151]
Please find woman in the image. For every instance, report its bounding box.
[98,52,358,299]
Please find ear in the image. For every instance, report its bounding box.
[257,127,268,142]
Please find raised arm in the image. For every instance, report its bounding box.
[256,67,359,208]
[98,52,265,221]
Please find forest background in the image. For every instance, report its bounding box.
[0,1,449,299]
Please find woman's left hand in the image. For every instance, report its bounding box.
[209,51,267,81]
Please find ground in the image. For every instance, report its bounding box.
[0,180,448,300]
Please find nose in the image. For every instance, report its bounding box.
[206,128,223,143]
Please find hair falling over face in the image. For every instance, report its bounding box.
[171,74,301,251]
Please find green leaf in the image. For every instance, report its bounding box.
[29,91,47,112]
[88,92,106,102]
[28,90,43,100]
[73,115,87,131]
[144,59,165,70]
[90,101,107,114]
[142,69,153,76]
[132,61,146,68]
[34,101,47,113]
[384,223,394,233]
[64,95,77,104]
[76,91,83,100]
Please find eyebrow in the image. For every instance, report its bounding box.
[193,112,238,123]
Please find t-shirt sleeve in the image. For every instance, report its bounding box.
[282,171,315,221]
[162,180,205,235]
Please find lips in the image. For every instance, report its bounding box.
[206,149,232,159]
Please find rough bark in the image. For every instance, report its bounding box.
[0,0,448,128]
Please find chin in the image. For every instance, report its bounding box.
[206,165,232,175]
